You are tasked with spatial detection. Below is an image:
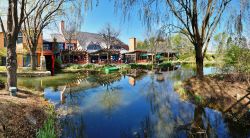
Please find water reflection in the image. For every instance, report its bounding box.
[129,77,136,86]
[47,67,249,137]
[0,66,248,137]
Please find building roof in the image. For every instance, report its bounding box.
[72,32,128,50]
[48,33,65,43]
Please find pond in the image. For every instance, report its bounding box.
[1,66,249,137]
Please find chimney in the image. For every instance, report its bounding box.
[129,37,136,52]
[60,20,65,33]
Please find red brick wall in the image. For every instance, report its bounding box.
[0,32,5,49]
[22,33,43,54]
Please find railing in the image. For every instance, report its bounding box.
[223,87,250,121]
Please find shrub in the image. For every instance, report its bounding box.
[83,64,95,69]
[130,63,152,70]
[159,62,172,69]
[0,79,5,90]
[54,58,62,73]
[223,45,250,73]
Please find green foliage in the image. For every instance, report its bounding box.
[36,106,57,138]
[223,44,250,73]
[0,48,7,57]
[54,58,62,73]
[173,81,186,96]
[158,62,172,69]
[204,54,215,61]
[83,64,95,69]
[136,40,149,50]
[171,34,193,55]
[130,63,152,70]
[36,117,56,138]
[194,95,203,104]
[178,52,195,62]
[0,79,5,89]
[213,32,229,55]
[65,64,84,70]
[0,66,6,71]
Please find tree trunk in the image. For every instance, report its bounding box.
[151,53,154,71]
[195,44,204,79]
[30,52,37,70]
[6,36,17,89]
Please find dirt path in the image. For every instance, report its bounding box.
[0,90,50,138]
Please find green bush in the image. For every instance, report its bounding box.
[224,45,250,73]
[66,64,83,70]
[130,63,152,70]
[0,79,5,89]
[205,54,214,61]
[159,62,172,69]
[83,64,95,69]
[54,58,62,73]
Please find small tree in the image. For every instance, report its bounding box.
[23,0,64,70]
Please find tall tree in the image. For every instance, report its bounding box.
[145,30,165,66]
[23,0,64,70]
[99,23,120,64]
[99,23,120,49]
[0,0,38,91]
[114,0,232,79]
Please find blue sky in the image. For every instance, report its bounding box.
[79,0,244,45]
[81,0,146,44]
[0,0,247,46]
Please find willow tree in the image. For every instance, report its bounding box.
[23,0,64,70]
[0,0,38,90]
[114,0,232,78]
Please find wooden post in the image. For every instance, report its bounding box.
[51,55,55,76]
[168,52,169,61]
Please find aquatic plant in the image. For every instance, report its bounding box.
[173,81,187,97]
[194,95,203,104]
[36,105,57,138]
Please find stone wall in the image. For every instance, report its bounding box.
[0,71,51,77]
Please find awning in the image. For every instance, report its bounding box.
[156,54,161,59]
[140,53,148,57]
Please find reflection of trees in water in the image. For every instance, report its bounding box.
[88,73,122,86]
[60,114,86,138]
[176,105,224,138]
[138,73,222,137]
[99,88,122,116]
[168,67,195,81]
[140,115,154,138]
[140,74,180,137]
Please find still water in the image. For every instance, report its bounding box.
[43,67,249,138]
[1,66,249,137]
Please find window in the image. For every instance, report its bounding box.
[66,43,74,50]
[87,44,101,50]
[17,32,23,44]
[58,44,64,50]
[43,44,51,50]
[111,45,121,49]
